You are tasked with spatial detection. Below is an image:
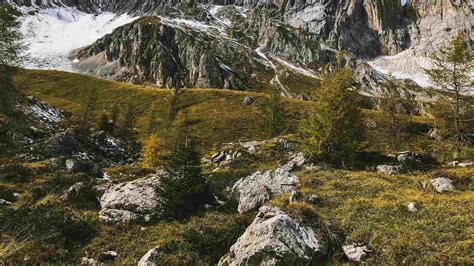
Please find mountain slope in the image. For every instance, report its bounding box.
[4,0,472,95]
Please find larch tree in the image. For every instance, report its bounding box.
[424,31,473,159]
[378,76,412,151]
[262,88,286,137]
[140,132,162,168]
[299,62,364,167]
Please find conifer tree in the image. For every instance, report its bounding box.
[97,113,113,133]
[262,88,286,137]
[156,128,212,219]
[299,62,364,166]
[378,77,412,151]
[80,87,98,130]
[424,31,473,158]
[0,4,25,109]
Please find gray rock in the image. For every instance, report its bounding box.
[277,138,294,150]
[289,191,302,203]
[65,159,89,173]
[98,251,117,262]
[407,202,418,212]
[0,199,12,205]
[342,243,369,262]
[81,257,101,265]
[211,150,242,167]
[231,163,299,213]
[218,206,325,266]
[457,162,473,168]
[242,96,254,105]
[308,195,322,205]
[99,176,162,223]
[138,247,160,266]
[430,177,454,193]
[61,182,86,202]
[247,145,256,155]
[397,151,417,162]
[376,165,401,175]
[288,152,307,167]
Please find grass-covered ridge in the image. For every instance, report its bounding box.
[14,69,304,146]
[14,69,440,156]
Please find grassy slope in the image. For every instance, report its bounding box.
[288,167,474,264]
[14,69,439,155]
[5,69,472,264]
[14,69,304,147]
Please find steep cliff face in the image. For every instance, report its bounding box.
[4,0,410,58]
[73,9,332,91]
[408,0,472,17]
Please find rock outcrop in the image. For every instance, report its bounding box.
[342,243,369,262]
[231,163,299,213]
[430,177,454,193]
[99,176,162,223]
[219,206,326,265]
[138,247,160,266]
[376,165,402,175]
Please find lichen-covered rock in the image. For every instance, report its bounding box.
[342,243,369,262]
[210,150,242,166]
[231,163,299,213]
[138,247,160,266]
[376,165,401,175]
[430,177,454,193]
[99,176,162,223]
[218,206,325,265]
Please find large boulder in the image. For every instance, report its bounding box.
[218,206,325,265]
[231,163,299,213]
[99,176,162,223]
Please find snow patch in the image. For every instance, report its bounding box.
[368,48,433,88]
[20,7,136,71]
[271,56,318,79]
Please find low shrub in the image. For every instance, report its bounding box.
[0,164,33,182]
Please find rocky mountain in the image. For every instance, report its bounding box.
[4,0,473,95]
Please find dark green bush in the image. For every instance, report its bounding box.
[0,164,33,182]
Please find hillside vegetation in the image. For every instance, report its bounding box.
[14,69,440,156]
[0,69,470,265]
[14,69,304,146]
